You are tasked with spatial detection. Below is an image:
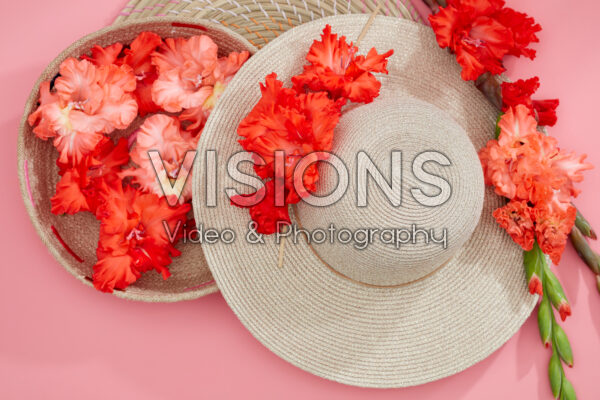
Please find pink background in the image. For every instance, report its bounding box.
[1,0,599,398]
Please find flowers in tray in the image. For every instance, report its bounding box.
[28,31,249,292]
[231,25,393,234]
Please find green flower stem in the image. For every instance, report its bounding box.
[548,310,576,400]
[526,244,577,399]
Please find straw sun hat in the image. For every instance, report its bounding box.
[193,14,537,387]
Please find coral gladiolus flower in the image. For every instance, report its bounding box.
[238,73,344,203]
[551,150,593,198]
[93,182,190,292]
[231,179,291,235]
[501,77,559,126]
[493,200,536,251]
[83,32,164,116]
[479,139,516,198]
[121,114,196,204]
[479,105,539,199]
[178,105,207,135]
[213,51,250,83]
[51,137,129,215]
[27,81,60,140]
[151,35,219,112]
[82,42,123,66]
[534,203,577,265]
[292,25,393,104]
[28,58,138,163]
[479,103,592,264]
[496,104,539,154]
[429,0,541,81]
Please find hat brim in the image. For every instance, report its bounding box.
[193,15,536,387]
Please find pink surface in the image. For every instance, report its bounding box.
[1,1,599,398]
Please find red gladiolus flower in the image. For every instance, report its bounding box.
[121,32,163,116]
[501,77,559,126]
[231,180,291,235]
[51,137,129,215]
[429,0,541,81]
[93,182,190,292]
[493,6,541,59]
[238,73,344,203]
[532,99,559,127]
[292,25,393,103]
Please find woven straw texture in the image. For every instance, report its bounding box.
[193,14,537,387]
[114,0,424,47]
[296,95,485,287]
[17,18,256,302]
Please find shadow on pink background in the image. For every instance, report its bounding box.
[0,1,598,398]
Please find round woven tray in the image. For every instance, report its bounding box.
[17,18,256,302]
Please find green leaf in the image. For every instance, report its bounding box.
[494,112,504,139]
[549,352,563,399]
[538,295,552,347]
[553,323,574,367]
[560,378,577,400]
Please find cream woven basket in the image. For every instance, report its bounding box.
[17,18,256,302]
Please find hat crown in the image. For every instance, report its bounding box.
[295,96,484,286]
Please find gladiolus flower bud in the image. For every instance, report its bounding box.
[553,323,574,367]
[569,225,600,275]
[524,243,544,296]
[528,274,543,296]
[537,296,552,348]
[574,210,597,240]
[544,266,571,320]
[548,352,562,399]
[558,301,572,321]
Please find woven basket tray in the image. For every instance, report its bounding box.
[17,17,257,302]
